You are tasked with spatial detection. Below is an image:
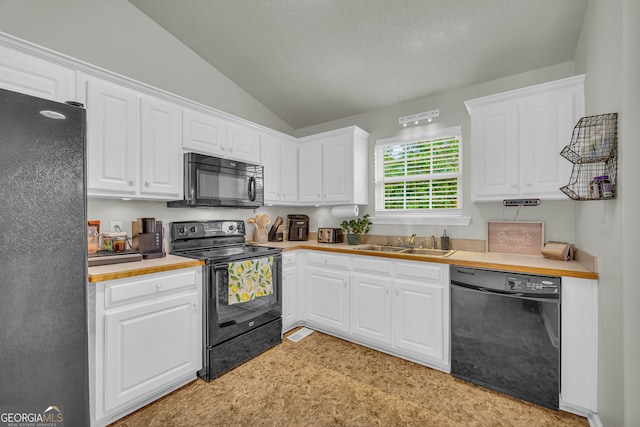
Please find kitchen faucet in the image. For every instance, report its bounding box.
[429,235,436,249]
[409,233,416,247]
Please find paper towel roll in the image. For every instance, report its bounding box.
[331,205,359,218]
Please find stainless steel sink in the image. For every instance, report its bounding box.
[402,248,456,257]
[355,245,456,257]
[356,245,406,253]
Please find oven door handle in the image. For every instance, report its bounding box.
[451,282,559,303]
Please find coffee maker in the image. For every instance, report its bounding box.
[287,214,309,241]
[132,218,165,259]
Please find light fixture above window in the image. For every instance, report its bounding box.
[399,109,440,127]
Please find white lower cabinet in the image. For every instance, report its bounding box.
[306,266,350,334]
[350,272,393,346]
[90,267,202,427]
[302,251,449,371]
[392,278,444,361]
[560,277,598,414]
[282,252,299,332]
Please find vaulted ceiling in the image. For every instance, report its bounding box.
[129,0,588,129]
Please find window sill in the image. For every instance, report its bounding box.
[371,215,471,226]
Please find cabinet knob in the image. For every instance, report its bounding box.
[385,287,390,295]
[193,302,198,308]
[511,181,517,188]
[342,280,347,287]
[394,288,399,296]
[128,179,135,186]
[221,146,225,151]
[229,148,234,153]
[525,180,532,186]
[144,180,150,187]
[323,259,328,264]
[155,283,162,290]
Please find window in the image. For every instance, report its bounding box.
[375,126,463,221]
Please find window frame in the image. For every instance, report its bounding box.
[373,126,468,225]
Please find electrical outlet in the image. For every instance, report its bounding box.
[317,218,324,228]
[502,199,540,207]
[110,221,123,232]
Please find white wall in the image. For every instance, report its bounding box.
[574,0,640,425]
[0,0,293,135]
[294,62,579,242]
[620,0,640,424]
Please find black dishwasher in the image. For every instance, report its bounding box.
[450,266,560,409]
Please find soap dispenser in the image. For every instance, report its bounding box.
[440,230,449,251]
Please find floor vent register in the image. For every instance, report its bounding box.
[287,327,314,342]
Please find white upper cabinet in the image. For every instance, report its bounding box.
[260,132,298,205]
[227,122,261,164]
[0,43,76,103]
[465,75,585,201]
[298,142,323,203]
[140,97,182,198]
[298,126,369,205]
[85,76,140,196]
[182,109,261,164]
[84,75,182,199]
[182,108,227,158]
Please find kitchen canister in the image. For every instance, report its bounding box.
[102,231,128,252]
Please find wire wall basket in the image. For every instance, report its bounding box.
[560,113,618,201]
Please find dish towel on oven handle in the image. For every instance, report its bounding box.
[228,256,274,305]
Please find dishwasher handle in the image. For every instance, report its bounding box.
[451,282,560,303]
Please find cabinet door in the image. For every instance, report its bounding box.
[350,272,392,346]
[103,291,200,413]
[85,77,139,196]
[322,134,352,203]
[561,277,598,412]
[279,140,298,203]
[227,122,260,164]
[260,133,282,203]
[392,278,444,361]
[519,90,576,199]
[298,143,323,203]
[470,101,519,200]
[306,266,350,333]
[140,97,182,198]
[261,134,297,205]
[282,261,298,331]
[0,44,76,102]
[182,108,227,157]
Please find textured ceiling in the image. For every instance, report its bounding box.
[128,0,588,130]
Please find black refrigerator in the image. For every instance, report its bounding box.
[0,88,89,426]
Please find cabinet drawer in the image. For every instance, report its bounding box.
[105,269,198,307]
[395,261,444,283]
[307,251,351,270]
[352,255,393,275]
[283,253,297,266]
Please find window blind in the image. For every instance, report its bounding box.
[375,129,462,214]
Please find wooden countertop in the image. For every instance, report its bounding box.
[88,241,598,282]
[88,254,204,283]
[252,240,599,280]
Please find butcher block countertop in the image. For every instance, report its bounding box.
[88,254,204,283]
[252,240,599,280]
[88,242,598,282]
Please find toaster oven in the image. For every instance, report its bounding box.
[317,228,344,243]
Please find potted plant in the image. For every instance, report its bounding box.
[340,214,372,245]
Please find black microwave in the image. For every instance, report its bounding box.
[167,153,264,208]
